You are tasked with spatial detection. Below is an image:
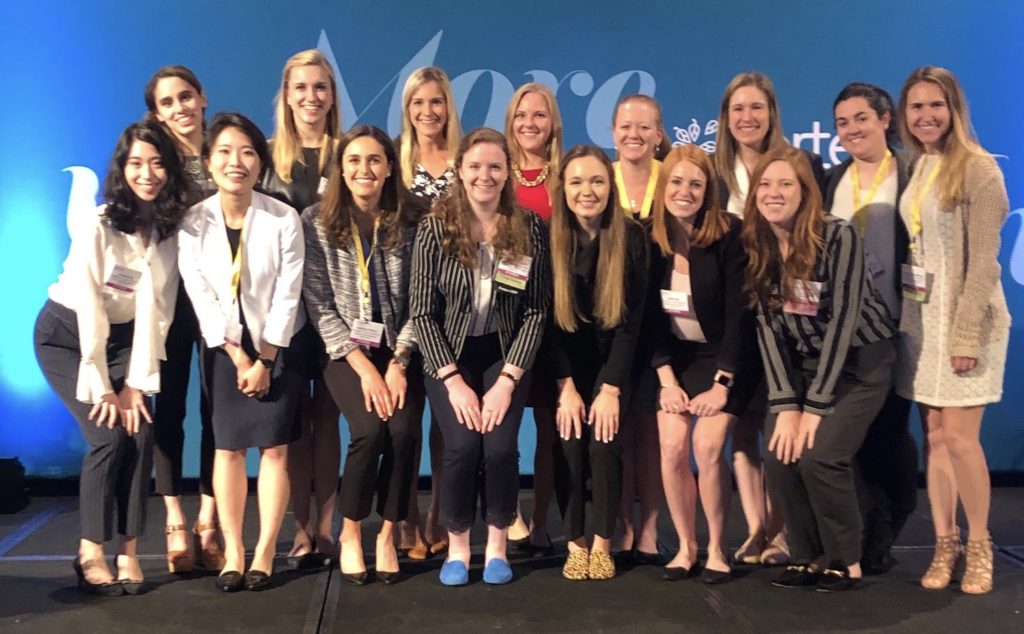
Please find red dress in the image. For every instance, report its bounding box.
[514,167,552,220]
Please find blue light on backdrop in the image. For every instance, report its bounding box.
[2,1,1022,476]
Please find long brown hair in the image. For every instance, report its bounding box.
[741,146,825,310]
[714,72,788,195]
[270,50,341,182]
[651,144,728,255]
[433,128,532,268]
[318,125,410,250]
[550,145,628,331]
[898,66,991,209]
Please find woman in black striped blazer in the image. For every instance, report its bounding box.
[743,146,897,592]
[302,125,424,585]
[410,127,549,586]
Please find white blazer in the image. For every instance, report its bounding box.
[178,191,304,350]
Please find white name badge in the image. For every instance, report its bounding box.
[901,264,929,302]
[104,264,142,295]
[660,289,693,317]
[317,176,329,196]
[783,280,823,317]
[350,319,385,348]
[865,252,885,279]
[495,255,532,292]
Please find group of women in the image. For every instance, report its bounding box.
[34,50,1009,598]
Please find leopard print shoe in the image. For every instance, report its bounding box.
[588,550,616,580]
[562,549,589,580]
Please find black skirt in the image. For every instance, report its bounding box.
[664,339,762,417]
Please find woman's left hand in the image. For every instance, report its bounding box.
[480,376,515,434]
[951,356,978,374]
[117,386,152,436]
[794,412,822,461]
[588,387,620,443]
[384,362,408,411]
[687,384,728,418]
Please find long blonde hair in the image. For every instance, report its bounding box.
[741,146,825,310]
[270,50,340,182]
[504,83,565,191]
[433,128,531,268]
[898,66,991,209]
[398,67,462,188]
[550,145,628,331]
[651,145,728,254]
[714,72,788,196]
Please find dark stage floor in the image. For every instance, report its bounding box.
[2,489,1024,633]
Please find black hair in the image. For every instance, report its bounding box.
[102,120,193,242]
[833,82,900,147]
[203,112,272,183]
[144,65,205,114]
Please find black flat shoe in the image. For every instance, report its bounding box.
[662,564,698,581]
[338,570,368,586]
[511,538,555,558]
[861,552,897,576]
[215,571,245,592]
[700,567,732,585]
[118,578,146,595]
[73,559,125,596]
[244,570,272,591]
[816,562,861,592]
[771,565,820,588]
[633,550,664,566]
[376,570,403,585]
[295,552,330,571]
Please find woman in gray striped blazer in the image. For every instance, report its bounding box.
[743,146,897,592]
[410,128,549,586]
[302,125,424,585]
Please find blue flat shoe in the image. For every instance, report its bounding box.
[483,558,513,585]
[439,559,469,586]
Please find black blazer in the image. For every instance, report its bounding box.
[822,147,912,310]
[547,219,649,397]
[716,148,827,209]
[410,212,550,378]
[646,214,757,375]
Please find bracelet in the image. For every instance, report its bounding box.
[439,369,461,383]
[499,370,519,386]
[659,382,680,390]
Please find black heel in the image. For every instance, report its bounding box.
[73,559,125,596]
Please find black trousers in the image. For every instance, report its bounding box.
[323,349,421,522]
[34,301,152,542]
[425,334,530,533]
[763,338,895,566]
[855,389,918,564]
[152,283,214,496]
[558,421,623,540]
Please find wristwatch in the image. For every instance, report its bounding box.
[258,357,275,370]
[713,371,734,389]
[392,347,412,370]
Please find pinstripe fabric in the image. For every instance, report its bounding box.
[410,211,550,378]
[755,216,897,416]
[301,204,418,360]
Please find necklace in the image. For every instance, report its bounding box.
[512,162,549,187]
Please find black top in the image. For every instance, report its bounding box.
[547,219,649,399]
[646,214,757,375]
[263,146,333,214]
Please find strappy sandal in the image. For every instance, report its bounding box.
[961,538,993,595]
[193,521,227,571]
[920,528,964,590]
[165,524,194,574]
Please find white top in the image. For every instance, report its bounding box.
[669,271,707,343]
[177,191,305,350]
[48,205,179,403]
[467,242,498,337]
[725,159,750,217]
[831,168,900,317]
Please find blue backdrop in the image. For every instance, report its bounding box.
[3,1,1022,477]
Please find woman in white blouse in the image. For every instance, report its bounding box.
[35,120,191,595]
[178,112,305,592]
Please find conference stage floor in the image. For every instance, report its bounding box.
[2,489,1023,633]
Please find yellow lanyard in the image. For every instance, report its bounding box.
[849,150,893,235]
[229,220,247,300]
[614,160,660,219]
[351,218,380,320]
[908,157,942,253]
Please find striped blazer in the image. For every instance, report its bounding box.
[301,203,418,360]
[410,212,550,378]
[756,216,897,416]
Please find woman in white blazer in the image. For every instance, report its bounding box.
[178,112,305,592]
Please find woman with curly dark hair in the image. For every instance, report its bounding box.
[34,119,191,595]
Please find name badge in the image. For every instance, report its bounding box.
[104,264,142,295]
[783,280,823,316]
[865,251,884,279]
[901,264,929,302]
[495,255,532,292]
[350,319,385,349]
[660,289,693,317]
[317,176,329,196]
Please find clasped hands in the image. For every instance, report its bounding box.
[556,382,620,443]
[87,386,151,436]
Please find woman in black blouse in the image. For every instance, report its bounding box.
[548,145,647,581]
[649,145,760,584]
[743,146,897,591]
[410,128,548,586]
